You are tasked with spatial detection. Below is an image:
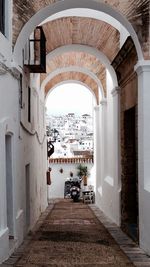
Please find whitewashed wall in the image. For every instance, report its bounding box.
[0,71,19,262]
[0,68,47,262]
[19,72,48,229]
[95,70,120,225]
[48,162,95,199]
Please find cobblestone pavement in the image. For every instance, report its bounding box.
[2,199,150,267]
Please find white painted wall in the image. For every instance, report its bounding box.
[19,71,48,230]
[0,72,19,262]
[48,163,95,199]
[0,63,47,263]
[135,62,150,255]
[95,70,120,225]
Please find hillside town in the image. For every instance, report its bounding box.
[46,113,94,158]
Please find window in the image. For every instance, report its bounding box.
[0,0,5,35]
[28,87,31,122]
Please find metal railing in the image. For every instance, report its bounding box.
[24,26,46,73]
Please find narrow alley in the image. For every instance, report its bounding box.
[3,200,150,267]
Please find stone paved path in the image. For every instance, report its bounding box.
[2,199,150,267]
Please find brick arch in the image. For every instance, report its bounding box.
[44,44,119,94]
[45,52,104,76]
[42,66,104,102]
[41,51,106,96]
[42,18,120,62]
[14,0,144,62]
[44,72,99,104]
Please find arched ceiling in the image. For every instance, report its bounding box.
[42,18,120,62]
[45,72,99,104]
[42,18,119,98]
[45,52,104,74]
[13,0,149,58]
[13,0,149,105]
[41,51,106,95]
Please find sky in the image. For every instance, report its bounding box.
[45,83,94,116]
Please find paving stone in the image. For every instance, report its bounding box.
[90,204,150,267]
[1,200,150,266]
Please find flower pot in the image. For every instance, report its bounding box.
[83,175,87,186]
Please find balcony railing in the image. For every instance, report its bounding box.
[24,26,46,73]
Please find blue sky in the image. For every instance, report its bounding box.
[45,83,94,116]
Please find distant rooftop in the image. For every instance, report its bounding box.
[82,114,91,117]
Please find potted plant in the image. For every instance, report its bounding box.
[77,164,89,186]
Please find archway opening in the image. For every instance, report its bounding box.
[45,83,96,200]
[11,0,143,249]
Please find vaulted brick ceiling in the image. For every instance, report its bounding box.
[42,18,120,62]
[13,0,149,99]
[45,52,104,75]
[13,0,150,57]
[45,72,99,104]
[42,18,118,96]
[41,51,106,95]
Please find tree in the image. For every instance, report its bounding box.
[77,164,89,186]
